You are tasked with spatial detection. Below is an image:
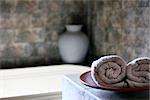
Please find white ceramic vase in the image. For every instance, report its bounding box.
[58,25,89,63]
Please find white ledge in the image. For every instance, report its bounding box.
[0,64,90,98]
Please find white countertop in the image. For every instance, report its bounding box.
[0,64,90,98]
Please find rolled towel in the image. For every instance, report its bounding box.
[126,57,150,88]
[91,55,127,88]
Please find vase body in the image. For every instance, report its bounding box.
[58,25,89,63]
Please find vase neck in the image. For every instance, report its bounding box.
[66,25,82,32]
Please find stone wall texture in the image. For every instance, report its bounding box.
[0,0,149,68]
[90,0,150,61]
[0,0,87,68]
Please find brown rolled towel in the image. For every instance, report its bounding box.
[127,57,150,88]
[91,55,127,88]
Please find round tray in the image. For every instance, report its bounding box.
[80,71,149,92]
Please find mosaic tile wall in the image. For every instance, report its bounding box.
[0,0,87,68]
[90,0,150,61]
[0,0,149,68]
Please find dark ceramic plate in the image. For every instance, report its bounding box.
[80,71,149,92]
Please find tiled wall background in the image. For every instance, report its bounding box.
[90,0,150,61]
[0,0,87,68]
[0,0,149,68]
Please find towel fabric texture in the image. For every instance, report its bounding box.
[127,57,150,87]
[91,55,150,88]
[91,55,127,88]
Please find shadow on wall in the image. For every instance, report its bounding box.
[0,0,149,68]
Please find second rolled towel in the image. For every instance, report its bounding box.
[127,57,150,88]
